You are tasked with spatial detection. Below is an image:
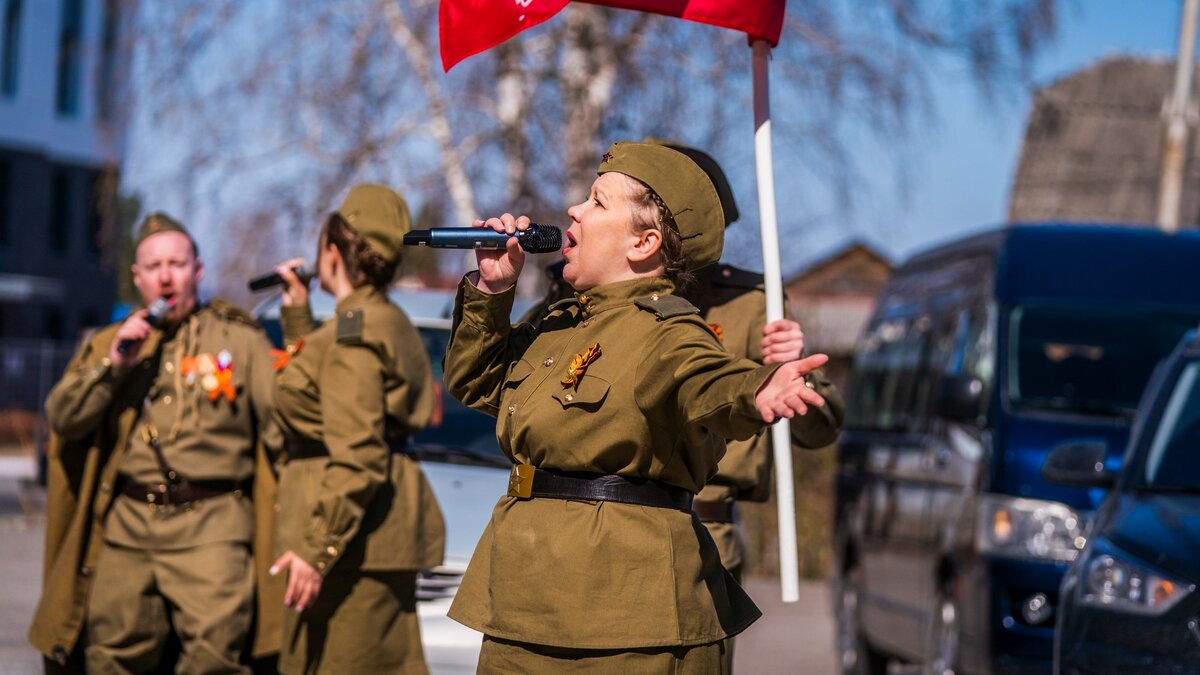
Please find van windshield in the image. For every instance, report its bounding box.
[1009,306,1200,418]
[1140,361,1200,492]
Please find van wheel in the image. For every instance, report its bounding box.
[836,566,888,675]
[926,584,961,675]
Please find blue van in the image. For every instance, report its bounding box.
[832,225,1200,675]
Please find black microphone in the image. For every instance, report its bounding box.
[403,224,562,253]
[248,264,315,292]
[116,298,171,356]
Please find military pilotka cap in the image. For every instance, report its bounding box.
[643,138,739,227]
[136,212,198,253]
[598,142,725,270]
[337,183,411,264]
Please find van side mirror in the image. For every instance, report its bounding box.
[935,374,983,423]
[1042,440,1116,489]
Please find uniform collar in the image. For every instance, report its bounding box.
[334,284,383,313]
[573,276,675,317]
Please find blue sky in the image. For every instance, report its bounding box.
[837,0,1186,265]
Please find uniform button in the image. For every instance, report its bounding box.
[317,561,327,570]
[565,394,574,403]
[100,483,111,494]
[273,503,282,512]
[79,566,91,577]
[507,405,516,416]
[101,357,112,367]
[582,319,591,327]
[165,361,175,373]
[163,395,173,405]
[543,357,555,367]
[326,545,338,556]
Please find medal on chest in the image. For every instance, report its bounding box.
[180,350,237,403]
[561,342,602,390]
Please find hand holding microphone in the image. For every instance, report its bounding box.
[112,298,171,366]
[444,214,535,294]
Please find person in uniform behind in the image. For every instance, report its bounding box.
[30,214,283,673]
[443,141,830,673]
[268,184,445,674]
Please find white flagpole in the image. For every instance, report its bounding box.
[752,39,800,603]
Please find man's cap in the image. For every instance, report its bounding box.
[336,184,412,264]
[598,142,724,271]
[135,212,198,253]
[643,138,739,227]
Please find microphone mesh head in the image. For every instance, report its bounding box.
[518,225,563,253]
[146,298,171,326]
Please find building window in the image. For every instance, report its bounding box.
[1,0,20,98]
[0,160,9,246]
[88,171,107,253]
[50,170,69,253]
[97,0,117,121]
[55,0,83,116]
[43,307,64,341]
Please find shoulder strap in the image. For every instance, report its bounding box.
[634,294,700,320]
[337,308,365,344]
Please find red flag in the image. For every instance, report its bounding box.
[580,0,784,45]
[440,0,785,71]
[440,0,569,71]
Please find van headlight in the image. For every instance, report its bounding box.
[976,494,1086,562]
[1082,549,1193,615]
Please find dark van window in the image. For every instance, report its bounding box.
[1009,306,1200,418]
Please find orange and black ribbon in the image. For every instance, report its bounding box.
[561,342,601,390]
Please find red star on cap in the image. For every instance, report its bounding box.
[602,151,613,163]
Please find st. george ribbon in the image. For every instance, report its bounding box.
[403,224,562,253]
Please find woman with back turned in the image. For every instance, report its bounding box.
[269,184,445,674]
[443,142,829,673]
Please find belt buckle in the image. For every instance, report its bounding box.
[508,465,534,499]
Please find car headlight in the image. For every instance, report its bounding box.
[1082,551,1193,615]
[976,494,1086,562]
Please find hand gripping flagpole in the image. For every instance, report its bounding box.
[753,39,800,603]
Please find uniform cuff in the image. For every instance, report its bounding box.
[458,274,516,334]
[280,305,316,344]
[298,536,345,576]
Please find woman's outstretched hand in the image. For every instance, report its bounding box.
[473,213,529,294]
[271,550,322,613]
[755,353,830,423]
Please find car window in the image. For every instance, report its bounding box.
[1141,361,1200,491]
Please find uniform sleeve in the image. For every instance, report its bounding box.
[637,319,779,442]
[44,331,125,441]
[297,341,388,573]
[280,305,317,346]
[443,275,536,417]
[789,372,845,448]
[245,329,281,454]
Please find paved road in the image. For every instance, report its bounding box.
[0,474,839,674]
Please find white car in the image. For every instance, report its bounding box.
[254,287,531,674]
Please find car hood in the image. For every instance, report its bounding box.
[1107,493,1200,581]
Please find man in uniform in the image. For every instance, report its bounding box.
[29,214,283,673]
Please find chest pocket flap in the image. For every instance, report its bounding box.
[553,375,610,410]
[505,359,534,388]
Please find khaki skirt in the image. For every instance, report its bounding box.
[477,635,728,674]
[280,569,426,674]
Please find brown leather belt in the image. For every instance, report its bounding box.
[693,498,736,523]
[507,466,693,511]
[284,436,411,461]
[118,477,249,507]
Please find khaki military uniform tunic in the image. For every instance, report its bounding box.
[685,264,845,573]
[35,303,281,673]
[444,275,772,651]
[272,285,445,674]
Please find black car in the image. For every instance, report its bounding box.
[1045,329,1200,674]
